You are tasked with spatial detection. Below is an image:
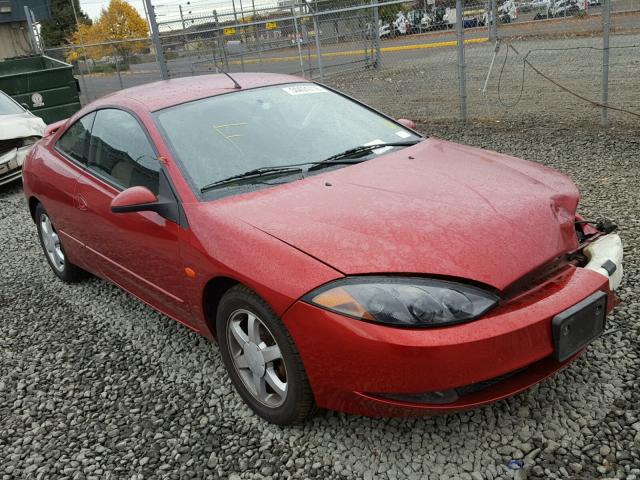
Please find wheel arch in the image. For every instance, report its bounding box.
[202,276,241,338]
[28,196,40,222]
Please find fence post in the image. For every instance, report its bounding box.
[312,12,324,80]
[251,0,264,65]
[601,0,610,125]
[213,10,230,71]
[179,3,192,75]
[455,0,467,122]
[231,0,246,72]
[490,0,498,44]
[291,7,306,77]
[145,0,169,80]
[111,45,124,90]
[372,0,381,68]
[70,45,89,103]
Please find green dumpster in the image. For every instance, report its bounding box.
[0,55,81,125]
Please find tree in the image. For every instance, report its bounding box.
[67,0,149,65]
[41,0,91,48]
[97,0,149,63]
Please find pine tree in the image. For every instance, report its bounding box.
[41,0,91,47]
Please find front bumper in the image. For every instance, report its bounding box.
[0,145,31,186]
[282,264,619,417]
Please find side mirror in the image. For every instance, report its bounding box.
[397,118,417,130]
[110,169,186,227]
[111,186,159,214]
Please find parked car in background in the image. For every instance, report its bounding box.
[546,0,586,16]
[444,5,488,28]
[408,7,448,31]
[485,0,518,23]
[23,73,623,425]
[0,90,46,186]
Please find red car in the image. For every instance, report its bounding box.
[23,73,623,425]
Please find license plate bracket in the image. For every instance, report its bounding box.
[552,291,607,362]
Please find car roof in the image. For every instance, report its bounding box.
[96,72,308,112]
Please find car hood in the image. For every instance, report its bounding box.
[0,112,46,141]
[210,138,580,291]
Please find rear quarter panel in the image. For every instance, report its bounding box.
[22,136,85,266]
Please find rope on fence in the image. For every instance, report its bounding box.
[496,41,640,118]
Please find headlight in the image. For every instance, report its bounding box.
[303,277,499,327]
[21,136,41,147]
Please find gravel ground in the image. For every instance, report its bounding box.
[1,121,639,479]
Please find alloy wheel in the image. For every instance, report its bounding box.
[40,213,65,272]
[226,309,288,408]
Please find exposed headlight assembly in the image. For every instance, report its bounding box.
[21,136,41,147]
[303,277,499,327]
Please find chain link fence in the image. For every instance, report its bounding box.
[41,38,163,105]
[153,1,387,79]
[29,0,640,126]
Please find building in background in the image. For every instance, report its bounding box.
[0,0,50,59]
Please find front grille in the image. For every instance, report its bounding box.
[455,367,527,397]
[0,138,23,156]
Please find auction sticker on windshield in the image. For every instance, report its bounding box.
[282,85,327,95]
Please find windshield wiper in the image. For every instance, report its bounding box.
[200,166,303,192]
[200,140,421,191]
[307,140,421,171]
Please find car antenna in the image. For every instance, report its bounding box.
[218,68,241,90]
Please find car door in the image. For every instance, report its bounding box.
[74,108,192,322]
[45,112,96,266]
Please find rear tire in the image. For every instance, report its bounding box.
[35,203,87,283]
[216,285,315,425]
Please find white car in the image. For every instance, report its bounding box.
[547,0,585,16]
[0,90,46,186]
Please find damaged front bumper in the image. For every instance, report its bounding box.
[0,145,32,186]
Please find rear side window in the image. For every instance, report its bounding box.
[88,109,160,194]
[56,112,96,164]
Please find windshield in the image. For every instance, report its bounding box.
[0,92,25,115]
[154,83,421,192]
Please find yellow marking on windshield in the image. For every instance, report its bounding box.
[215,123,248,129]
[213,122,248,152]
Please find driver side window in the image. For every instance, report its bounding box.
[88,109,160,194]
[56,112,96,164]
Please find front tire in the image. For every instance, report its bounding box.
[35,203,87,282]
[216,285,315,425]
